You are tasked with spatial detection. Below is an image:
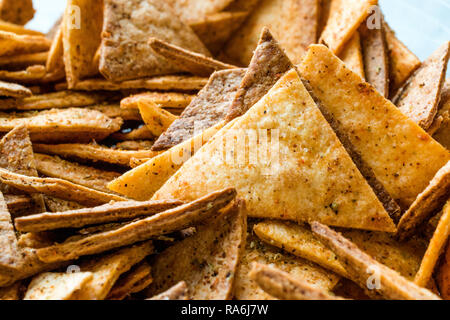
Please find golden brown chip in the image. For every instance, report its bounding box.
[148,281,189,300]
[0,80,31,98]
[107,261,152,300]
[43,196,85,213]
[0,192,22,273]
[121,92,194,110]
[0,51,47,70]
[338,31,365,79]
[4,194,34,217]
[0,65,46,83]
[0,0,34,25]
[115,140,153,151]
[433,80,450,149]
[0,281,23,300]
[111,125,155,142]
[0,31,50,57]
[0,20,42,36]
[138,100,178,137]
[436,241,450,299]
[165,0,234,22]
[90,104,141,121]
[45,26,64,78]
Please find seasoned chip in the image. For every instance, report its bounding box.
[0,31,50,57]
[433,80,450,149]
[121,92,195,110]
[0,192,22,273]
[91,104,141,121]
[45,26,65,79]
[436,241,450,300]
[338,31,365,79]
[149,281,189,300]
[0,51,47,70]
[107,261,152,300]
[165,0,234,22]
[0,0,35,25]
[0,80,31,98]
[138,100,178,137]
[0,20,42,36]
[43,196,85,213]
[0,65,46,83]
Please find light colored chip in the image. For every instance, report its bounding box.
[433,80,450,149]
[121,92,194,110]
[394,41,450,130]
[149,281,189,300]
[146,199,246,300]
[138,100,178,137]
[62,0,103,87]
[0,31,50,57]
[46,26,65,78]
[0,0,34,25]
[224,0,319,65]
[0,80,31,98]
[107,261,152,300]
[319,0,377,55]
[415,201,450,288]
[311,222,440,300]
[153,70,395,232]
[165,0,234,22]
[35,188,236,263]
[0,65,46,83]
[298,45,450,210]
[0,20,42,36]
[338,31,365,79]
[99,0,210,82]
[0,51,47,69]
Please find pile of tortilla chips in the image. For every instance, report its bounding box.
[0,0,449,301]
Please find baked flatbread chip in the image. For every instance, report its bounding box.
[299,45,450,209]
[121,92,194,110]
[149,37,237,77]
[34,153,120,193]
[111,125,155,142]
[0,65,46,83]
[36,188,236,263]
[43,196,85,213]
[62,0,103,87]
[397,161,450,240]
[224,0,319,65]
[338,31,365,79]
[394,41,450,130]
[0,108,122,143]
[319,0,377,55]
[91,105,141,121]
[146,199,246,300]
[318,0,332,36]
[0,80,31,98]
[46,26,65,78]
[15,199,182,232]
[0,281,22,300]
[189,11,248,55]
[0,51,47,69]
[0,31,49,57]
[99,0,210,82]
[436,241,450,299]
[34,143,160,167]
[384,22,421,96]
[165,0,234,22]
[254,220,426,280]
[359,18,390,97]
[433,80,450,149]
[311,222,440,300]
[153,70,395,232]
[0,192,22,273]
[109,122,225,200]
[152,69,245,151]
[107,261,152,300]
[226,28,294,121]
[250,263,344,300]
[149,281,189,300]
[0,20,42,36]
[5,194,34,216]
[414,201,450,288]
[0,0,34,25]
[138,100,178,137]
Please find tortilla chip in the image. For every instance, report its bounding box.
[226,28,294,121]
[189,11,248,55]
[338,31,365,79]
[0,80,31,98]
[254,220,426,280]
[153,70,395,231]
[359,18,389,97]
[34,143,160,167]
[36,188,236,263]
[319,0,377,55]
[152,69,245,151]
[299,45,450,209]
[384,22,421,96]
[62,0,103,87]
[224,0,319,66]
[433,80,450,149]
[107,261,152,300]
[311,222,440,300]
[0,51,47,70]
[0,31,50,57]
[99,0,210,82]
[121,92,194,110]
[0,65,46,83]
[46,26,64,77]
[414,201,450,288]
[0,0,34,25]
[149,281,189,300]
[138,100,179,137]
[146,199,246,300]
[397,161,450,240]
[250,263,343,300]
[393,41,450,130]
[0,20,41,36]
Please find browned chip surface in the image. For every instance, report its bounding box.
[149,281,189,300]
[0,0,35,25]
[107,261,152,300]
[0,31,50,57]
[0,80,31,98]
[0,65,46,83]
[121,92,195,110]
[0,51,47,69]
[165,0,234,22]
[339,31,365,79]
[433,80,450,149]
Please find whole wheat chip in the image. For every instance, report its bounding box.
[0,81,31,98]
[152,69,245,151]
[36,188,236,263]
[138,100,178,137]
[414,201,450,288]
[149,281,189,300]
[311,222,440,300]
[46,26,64,77]
[224,0,319,66]
[250,263,344,300]
[107,261,152,300]
[34,143,160,167]
[319,0,377,55]
[145,199,246,300]
[149,38,237,77]
[433,80,450,149]
[299,45,450,210]
[0,65,46,83]
[384,22,421,97]
[394,41,450,130]
[99,0,210,82]
[397,161,450,240]
[0,0,34,25]
[359,18,389,97]
[226,28,294,121]
[0,108,122,143]
[339,31,365,79]
[0,51,47,70]
[189,11,248,55]
[0,20,41,36]
[62,0,103,88]
[0,31,50,57]
[121,92,194,110]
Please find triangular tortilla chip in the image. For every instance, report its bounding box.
[338,31,365,79]
[0,31,49,57]
[0,65,46,83]
[138,100,179,137]
[152,69,245,151]
[62,0,103,87]
[226,28,294,121]
[0,0,34,25]
[0,51,47,70]
[149,281,189,300]
[223,0,319,66]
[319,0,377,55]
[359,17,390,97]
[433,80,450,149]
[415,200,450,288]
[121,92,194,110]
[107,261,152,300]
[149,37,237,77]
[145,199,246,300]
[397,161,450,240]
[0,80,31,98]
[299,45,450,209]
[99,0,210,82]
[153,69,395,232]
[393,41,450,130]
[165,0,234,22]
[311,222,440,300]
